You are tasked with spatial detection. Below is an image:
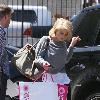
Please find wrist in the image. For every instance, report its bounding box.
[69,44,74,47]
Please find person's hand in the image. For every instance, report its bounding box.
[69,36,81,47]
[43,62,51,72]
[23,43,32,50]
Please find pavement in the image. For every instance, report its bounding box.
[6,79,19,98]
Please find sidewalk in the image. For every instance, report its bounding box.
[6,79,18,98]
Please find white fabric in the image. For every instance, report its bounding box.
[42,72,70,84]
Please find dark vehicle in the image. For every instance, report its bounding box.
[69,5,100,100]
[6,4,100,100]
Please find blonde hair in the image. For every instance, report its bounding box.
[49,18,73,42]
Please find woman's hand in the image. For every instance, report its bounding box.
[43,61,51,72]
[69,36,81,47]
[23,43,32,50]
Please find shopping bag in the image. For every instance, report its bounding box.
[19,82,68,100]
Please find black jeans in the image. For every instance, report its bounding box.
[65,84,71,100]
[0,71,8,100]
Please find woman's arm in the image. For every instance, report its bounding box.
[34,36,50,68]
[66,46,74,64]
[66,36,81,64]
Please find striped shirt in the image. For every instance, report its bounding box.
[0,26,9,75]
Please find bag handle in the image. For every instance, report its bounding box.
[23,39,40,51]
[32,71,46,82]
[41,72,54,82]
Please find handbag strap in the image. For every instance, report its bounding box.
[30,39,40,49]
[23,39,40,51]
[33,71,46,82]
[41,72,54,82]
[31,36,50,50]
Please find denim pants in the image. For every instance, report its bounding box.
[0,71,8,100]
[66,84,71,100]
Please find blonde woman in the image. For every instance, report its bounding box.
[34,18,81,99]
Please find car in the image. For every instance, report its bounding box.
[69,5,100,100]
[6,5,52,47]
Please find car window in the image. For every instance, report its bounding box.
[11,10,37,23]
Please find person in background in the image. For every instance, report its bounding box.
[0,4,13,100]
[34,18,81,99]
